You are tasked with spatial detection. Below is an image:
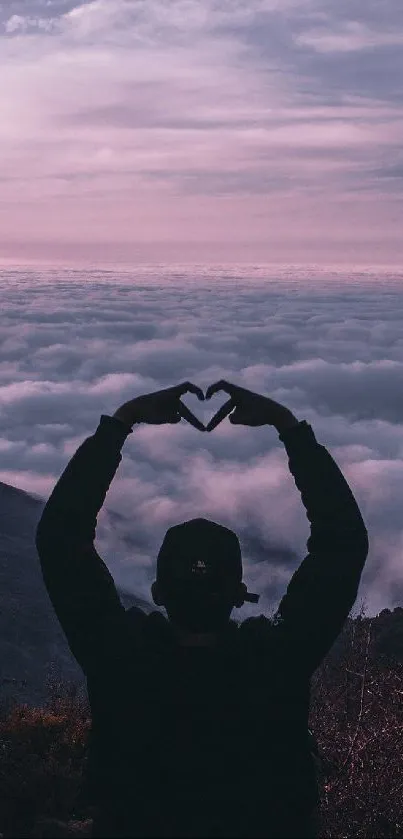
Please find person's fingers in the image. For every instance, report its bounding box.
[206,399,234,432]
[228,411,244,424]
[175,381,205,401]
[205,380,235,400]
[177,401,206,432]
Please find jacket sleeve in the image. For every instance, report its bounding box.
[272,420,369,677]
[35,414,134,674]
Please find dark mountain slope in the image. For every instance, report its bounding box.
[0,480,153,708]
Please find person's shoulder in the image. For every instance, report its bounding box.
[237,615,292,669]
[124,606,174,650]
[125,605,147,624]
[238,614,273,644]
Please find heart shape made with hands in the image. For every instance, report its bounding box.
[180,395,225,431]
[181,384,235,432]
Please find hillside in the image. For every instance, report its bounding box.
[0,480,154,710]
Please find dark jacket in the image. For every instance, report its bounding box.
[35,416,369,838]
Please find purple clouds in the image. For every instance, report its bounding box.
[0,0,402,264]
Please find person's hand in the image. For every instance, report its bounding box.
[114,382,206,431]
[204,380,298,432]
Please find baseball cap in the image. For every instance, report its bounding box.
[156,518,259,604]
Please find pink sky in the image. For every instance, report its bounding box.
[1,0,402,265]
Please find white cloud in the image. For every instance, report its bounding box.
[5,13,57,33]
[61,0,308,40]
[295,21,403,54]
[5,15,27,33]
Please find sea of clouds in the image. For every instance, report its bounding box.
[1,264,403,620]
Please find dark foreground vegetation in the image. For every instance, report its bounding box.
[0,602,402,838]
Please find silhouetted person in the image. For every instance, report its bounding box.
[35,381,369,838]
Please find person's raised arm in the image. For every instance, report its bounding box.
[205,380,369,676]
[35,383,206,673]
[35,414,132,673]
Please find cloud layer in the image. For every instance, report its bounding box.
[1,265,403,619]
[1,0,402,263]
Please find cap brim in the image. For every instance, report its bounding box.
[244,592,260,603]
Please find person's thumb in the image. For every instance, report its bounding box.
[229,408,244,424]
